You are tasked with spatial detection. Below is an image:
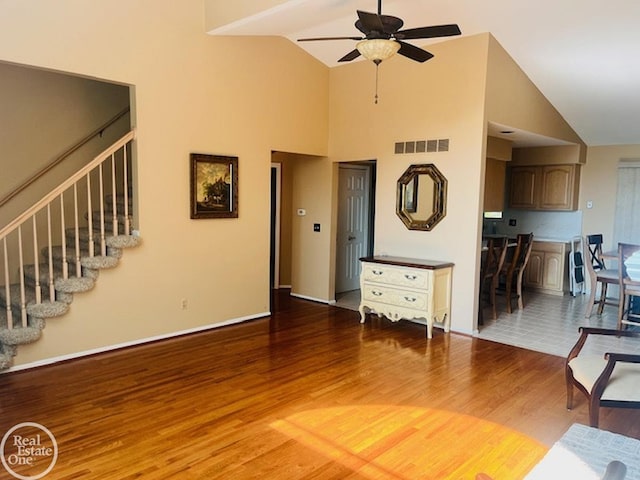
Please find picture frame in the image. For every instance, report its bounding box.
[190,153,238,219]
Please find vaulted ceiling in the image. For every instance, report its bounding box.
[207,0,640,147]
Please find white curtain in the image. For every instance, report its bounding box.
[613,159,640,246]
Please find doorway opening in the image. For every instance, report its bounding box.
[334,161,376,310]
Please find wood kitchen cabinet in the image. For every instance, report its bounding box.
[509,164,580,210]
[525,241,569,295]
[483,158,507,212]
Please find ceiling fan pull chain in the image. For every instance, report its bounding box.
[375,63,380,104]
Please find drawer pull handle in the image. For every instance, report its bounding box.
[404,296,417,302]
[404,274,417,280]
[372,270,383,275]
[372,290,383,296]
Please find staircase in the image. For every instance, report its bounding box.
[0,130,139,370]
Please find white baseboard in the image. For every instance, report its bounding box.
[290,292,332,305]
[5,311,270,374]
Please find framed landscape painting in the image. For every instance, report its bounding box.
[190,153,238,219]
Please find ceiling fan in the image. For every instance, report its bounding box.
[297,0,462,65]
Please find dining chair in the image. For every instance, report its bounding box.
[617,242,640,330]
[499,233,534,313]
[479,237,508,324]
[583,234,618,318]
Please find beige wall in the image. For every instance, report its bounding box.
[0,0,609,367]
[511,145,583,165]
[328,34,491,334]
[0,0,329,367]
[581,145,640,245]
[0,62,130,225]
[325,32,587,335]
[290,155,335,301]
[484,36,584,147]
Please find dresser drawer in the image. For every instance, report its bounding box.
[362,263,429,289]
[361,284,429,310]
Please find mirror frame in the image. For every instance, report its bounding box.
[396,163,448,231]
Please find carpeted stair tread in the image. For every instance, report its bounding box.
[65,228,137,252]
[55,276,95,293]
[0,285,70,319]
[27,301,69,319]
[0,311,45,344]
[0,355,12,369]
[107,235,141,249]
[0,283,39,309]
[24,262,81,283]
[80,255,119,270]
[44,244,121,265]
[0,325,42,345]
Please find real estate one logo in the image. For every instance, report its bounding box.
[1,422,58,479]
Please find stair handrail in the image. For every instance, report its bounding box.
[0,107,131,210]
[0,129,136,241]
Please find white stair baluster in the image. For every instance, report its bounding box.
[99,163,106,256]
[3,238,12,329]
[46,205,55,302]
[32,215,41,304]
[111,153,118,236]
[123,145,130,235]
[73,184,81,278]
[86,172,94,258]
[17,226,27,328]
[60,193,68,280]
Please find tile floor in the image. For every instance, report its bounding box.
[335,289,640,358]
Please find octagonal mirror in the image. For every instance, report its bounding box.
[396,164,447,231]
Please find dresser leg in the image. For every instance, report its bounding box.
[426,322,433,339]
[359,305,367,323]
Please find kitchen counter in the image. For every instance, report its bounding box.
[531,236,575,243]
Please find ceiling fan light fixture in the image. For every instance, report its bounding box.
[356,39,400,63]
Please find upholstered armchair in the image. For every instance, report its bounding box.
[566,327,640,428]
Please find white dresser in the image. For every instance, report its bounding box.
[358,256,453,339]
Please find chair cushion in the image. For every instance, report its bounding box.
[597,269,619,283]
[569,355,640,402]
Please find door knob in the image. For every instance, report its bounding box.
[348,235,356,241]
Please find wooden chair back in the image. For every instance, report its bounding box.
[617,242,640,328]
[586,234,607,271]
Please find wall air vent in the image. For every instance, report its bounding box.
[394,138,450,154]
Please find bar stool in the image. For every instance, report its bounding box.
[584,234,618,318]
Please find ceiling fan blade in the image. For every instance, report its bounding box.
[298,36,362,42]
[395,24,461,40]
[338,49,361,62]
[397,41,434,63]
[355,11,404,36]
[356,10,385,34]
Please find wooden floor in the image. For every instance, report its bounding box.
[1,290,640,479]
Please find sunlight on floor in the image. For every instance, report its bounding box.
[271,405,547,479]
